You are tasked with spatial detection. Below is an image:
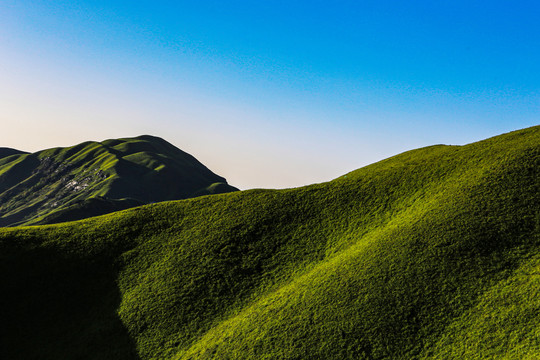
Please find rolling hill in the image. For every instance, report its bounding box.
[0,135,238,226]
[0,126,538,359]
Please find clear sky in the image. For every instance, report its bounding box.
[1,1,538,189]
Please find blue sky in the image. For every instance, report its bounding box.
[1,1,538,189]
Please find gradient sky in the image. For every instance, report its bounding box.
[1,1,539,189]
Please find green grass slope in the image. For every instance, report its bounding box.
[0,135,238,226]
[0,126,538,359]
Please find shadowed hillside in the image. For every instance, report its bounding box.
[0,147,28,160]
[0,126,538,359]
[0,135,238,226]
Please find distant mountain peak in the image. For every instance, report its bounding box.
[131,134,165,142]
[0,137,238,226]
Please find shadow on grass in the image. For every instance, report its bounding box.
[0,244,140,360]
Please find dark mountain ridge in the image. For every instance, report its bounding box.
[0,135,238,226]
[0,147,28,160]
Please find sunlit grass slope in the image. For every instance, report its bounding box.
[0,135,237,226]
[0,126,538,359]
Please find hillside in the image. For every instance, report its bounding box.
[0,126,538,359]
[0,135,238,226]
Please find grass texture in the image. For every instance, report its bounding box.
[0,135,237,226]
[0,126,538,359]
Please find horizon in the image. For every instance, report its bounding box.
[1,1,539,189]
[0,125,536,191]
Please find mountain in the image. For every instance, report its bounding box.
[0,135,238,226]
[0,147,28,160]
[0,126,538,359]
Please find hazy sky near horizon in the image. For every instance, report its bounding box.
[1,1,539,189]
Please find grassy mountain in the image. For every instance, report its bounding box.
[0,135,238,226]
[0,147,28,159]
[0,126,538,359]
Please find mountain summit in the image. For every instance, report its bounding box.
[0,126,538,359]
[0,135,238,226]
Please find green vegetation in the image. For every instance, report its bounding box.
[0,126,538,359]
[0,135,238,226]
